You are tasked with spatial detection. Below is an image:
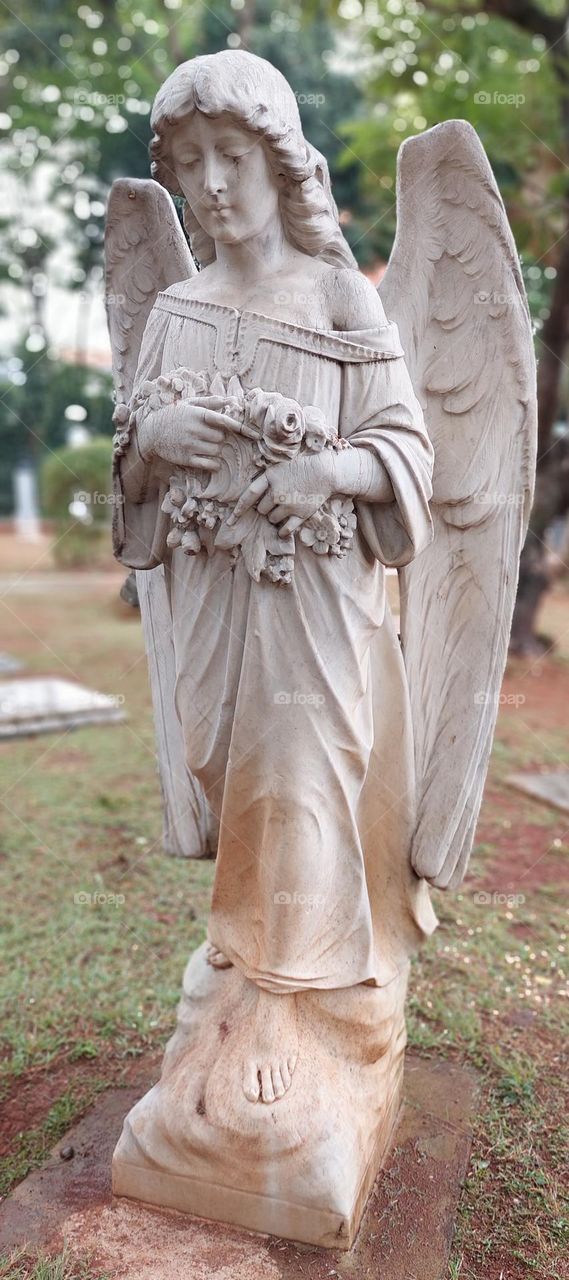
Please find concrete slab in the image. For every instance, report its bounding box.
[0,677,125,738]
[0,1055,478,1279]
[0,653,24,675]
[507,770,569,815]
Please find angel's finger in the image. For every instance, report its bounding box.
[187,455,221,471]
[191,395,239,409]
[202,410,258,440]
[279,515,304,537]
[192,429,225,449]
[256,490,277,516]
[227,473,269,524]
[202,410,243,430]
[267,506,289,525]
[187,440,221,457]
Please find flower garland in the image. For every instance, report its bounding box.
[113,368,357,585]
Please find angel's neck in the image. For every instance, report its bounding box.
[213,220,289,284]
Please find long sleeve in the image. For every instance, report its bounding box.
[112,306,172,569]
[338,326,434,568]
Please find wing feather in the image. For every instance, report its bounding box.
[105,179,207,860]
[104,177,195,405]
[379,120,537,889]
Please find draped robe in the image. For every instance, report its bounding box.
[114,287,438,994]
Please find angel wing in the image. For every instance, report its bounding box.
[105,178,212,859]
[379,120,537,890]
[105,177,196,406]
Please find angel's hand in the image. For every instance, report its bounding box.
[137,400,246,471]
[228,453,337,536]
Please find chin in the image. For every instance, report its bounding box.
[210,223,253,244]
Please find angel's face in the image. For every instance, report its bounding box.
[171,112,281,246]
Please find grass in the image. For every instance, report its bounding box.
[0,575,568,1278]
[0,1246,109,1279]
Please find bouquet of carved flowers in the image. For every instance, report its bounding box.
[120,368,357,585]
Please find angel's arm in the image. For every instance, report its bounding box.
[112,307,171,569]
[334,270,434,567]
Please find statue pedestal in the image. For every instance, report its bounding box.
[112,944,408,1249]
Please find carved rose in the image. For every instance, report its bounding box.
[246,389,305,463]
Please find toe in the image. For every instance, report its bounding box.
[243,1059,261,1103]
[271,1065,286,1099]
[287,1052,298,1077]
[280,1059,291,1091]
[261,1065,275,1103]
[207,947,232,970]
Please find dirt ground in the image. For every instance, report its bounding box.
[0,560,567,1279]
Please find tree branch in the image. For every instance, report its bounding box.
[420,0,567,46]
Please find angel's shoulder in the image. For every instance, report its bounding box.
[325,267,387,332]
[159,275,203,301]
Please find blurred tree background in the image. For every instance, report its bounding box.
[0,0,568,644]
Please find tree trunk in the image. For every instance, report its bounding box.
[510,208,569,654]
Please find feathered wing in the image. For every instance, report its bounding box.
[105,177,195,405]
[379,120,536,889]
[105,179,210,858]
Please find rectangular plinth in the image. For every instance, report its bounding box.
[112,1081,402,1250]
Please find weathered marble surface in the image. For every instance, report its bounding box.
[104,48,536,1247]
[0,677,124,738]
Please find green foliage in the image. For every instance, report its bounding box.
[0,352,112,517]
[317,2,566,293]
[40,437,112,521]
[40,436,113,565]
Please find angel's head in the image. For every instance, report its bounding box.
[150,50,355,269]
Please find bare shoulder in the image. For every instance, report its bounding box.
[323,267,387,332]
[160,269,214,301]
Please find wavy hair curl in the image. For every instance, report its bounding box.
[149,49,356,270]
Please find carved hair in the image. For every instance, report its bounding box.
[150,49,356,270]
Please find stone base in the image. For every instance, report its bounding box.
[0,1059,479,1278]
[112,943,408,1249]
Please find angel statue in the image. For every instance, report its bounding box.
[107,50,535,1248]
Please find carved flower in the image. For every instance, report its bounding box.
[264,554,295,585]
[299,502,357,558]
[181,529,201,555]
[247,391,305,463]
[112,402,130,426]
[304,405,331,453]
[161,485,187,521]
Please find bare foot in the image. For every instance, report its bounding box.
[206,943,233,970]
[242,989,298,1104]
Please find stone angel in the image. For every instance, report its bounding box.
[107,50,536,1249]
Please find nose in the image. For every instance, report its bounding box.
[202,153,228,197]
